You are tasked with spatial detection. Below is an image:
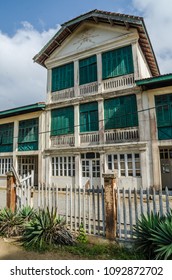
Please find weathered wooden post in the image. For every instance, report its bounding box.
[6,171,16,212]
[103,172,117,240]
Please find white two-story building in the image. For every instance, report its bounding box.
[33,9,160,189]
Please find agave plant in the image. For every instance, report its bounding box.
[151,217,172,260]
[22,208,75,251]
[133,212,164,259]
[0,207,23,237]
[18,206,36,222]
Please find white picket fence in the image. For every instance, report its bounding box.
[116,187,172,241]
[35,184,105,236]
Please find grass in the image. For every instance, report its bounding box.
[59,242,144,260]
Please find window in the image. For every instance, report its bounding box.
[155,94,172,140]
[18,118,38,151]
[51,106,74,136]
[107,153,141,177]
[79,55,97,85]
[0,157,13,175]
[52,62,74,92]
[104,95,138,129]
[102,45,134,79]
[80,102,98,132]
[52,156,75,177]
[81,153,100,178]
[0,123,14,152]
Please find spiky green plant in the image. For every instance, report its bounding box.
[151,217,172,260]
[18,206,36,222]
[22,208,75,251]
[133,212,164,259]
[0,208,23,237]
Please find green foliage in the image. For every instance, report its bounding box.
[0,208,23,237]
[18,206,36,222]
[133,210,172,260]
[22,208,75,251]
[77,223,88,244]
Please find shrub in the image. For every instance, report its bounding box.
[77,223,88,244]
[18,206,36,223]
[0,208,23,237]
[22,208,75,251]
[133,210,172,260]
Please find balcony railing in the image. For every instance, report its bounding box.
[103,73,135,92]
[105,127,139,144]
[51,135,75,147]
[79,81,98,96]
[80,132,100,146]
[51,87,75,102]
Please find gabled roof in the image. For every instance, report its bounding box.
[136,73,172,90]
[0,102,45,119]
[33,9,160,76]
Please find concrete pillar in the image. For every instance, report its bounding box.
[6,171,16,212]
[74,60,79,97]
[74,104,80,147]
[98,99,104,144]
[46,69,52,103]
[132,42,140,80]
[103,173,117,240]
[74,153,81,187]
[97,53,102,93]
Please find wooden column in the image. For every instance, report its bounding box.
[6,171,16,212]
[103,173,117,240]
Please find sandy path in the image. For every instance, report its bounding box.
[0,237,82,260]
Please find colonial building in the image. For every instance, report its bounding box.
[33,9,160,189]
[136,74,172,190]
[0,103,45,188]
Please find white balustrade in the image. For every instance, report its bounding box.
[80,132,100,145]
[51,135,75,147]
[105,127,139,143]
[51,87,75,102]
[79,81,98,96]
[103,74,135,92]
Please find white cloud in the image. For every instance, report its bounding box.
[0,22,60,110]
[132,0,172,74]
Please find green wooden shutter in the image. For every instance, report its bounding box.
[0,123,14,152]
[102,45,134,79]
[155,94,172,139]
[51,106,74,136]
[18,118,38,151]
[79,55,97,85]
[52,62,74,92]
[80,102,98,132]
[104,95,138,130]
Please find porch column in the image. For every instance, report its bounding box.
[74,60,79,97]
[97,53,102,93]
[46,69,52,103]
[74,104,80,147]
[98,98,104,144]
[6,171,16,212]
[74,153,81,187]
[13,120,19,172]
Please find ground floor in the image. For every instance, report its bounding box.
[0,144,172,190]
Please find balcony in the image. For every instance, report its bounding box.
[105,127,139,144]
[51,87,75,102]
[79,81,98,96]
[51,135,75,147]
[80,132,100,146]
[102,73,135,92]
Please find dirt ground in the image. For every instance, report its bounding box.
[0,237,83,260]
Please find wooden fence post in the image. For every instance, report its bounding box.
[6,171,16,212]
[103,173,117,240]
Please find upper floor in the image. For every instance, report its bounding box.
[34,10,160,105]
[0,103,45,154]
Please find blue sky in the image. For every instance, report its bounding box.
[0,0,172,110]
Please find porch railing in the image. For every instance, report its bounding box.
[80,132,100,145]
[105,127,139,143]
[51,135,75,147]
[103,73,135,92]
[79,81,98,96]
[51,87,75,102]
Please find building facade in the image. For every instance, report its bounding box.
[0,103,45,188]
[34,10,161,189]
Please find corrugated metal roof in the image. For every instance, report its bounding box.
[0,102,45,119]
[33,9,160,77]
[136,73,172,85]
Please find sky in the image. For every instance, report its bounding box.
[0,0,172,110]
